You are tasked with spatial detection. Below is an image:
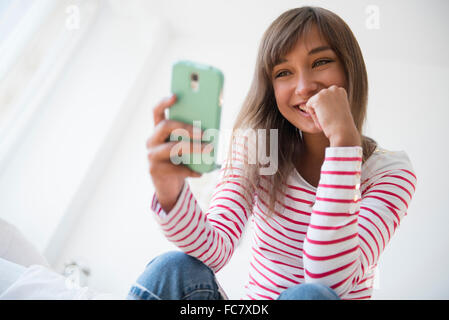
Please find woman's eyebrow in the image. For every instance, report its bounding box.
[308,45,332,55]
[275,45,333,66]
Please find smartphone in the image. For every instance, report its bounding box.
[168,60,224,173]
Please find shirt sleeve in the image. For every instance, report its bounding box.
[150,138,255,273]
[302,146,417,297]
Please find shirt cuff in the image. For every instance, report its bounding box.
[321,146,363,174]
[325,146,363,158]
[151,181,191,223]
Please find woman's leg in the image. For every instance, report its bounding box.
[0,258,26,296]
[277,283,340,300]
[127,251,225,300]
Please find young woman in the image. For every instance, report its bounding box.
[132,6,417,300]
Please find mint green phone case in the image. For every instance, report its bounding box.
[168,60,224,173]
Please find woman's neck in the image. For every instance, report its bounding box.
[300,131,330,165]
[293,132,330,188]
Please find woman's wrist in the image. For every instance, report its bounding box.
[329,128,362,148]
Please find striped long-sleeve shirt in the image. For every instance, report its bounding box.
[151,145,417,300]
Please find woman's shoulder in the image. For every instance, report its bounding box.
[362,145,417,183]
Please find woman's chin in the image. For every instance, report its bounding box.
[290,120,322,134]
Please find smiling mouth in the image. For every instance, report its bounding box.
[293,104,311,117]
[294,104,308,113]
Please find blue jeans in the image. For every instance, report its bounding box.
[127,251,340,300]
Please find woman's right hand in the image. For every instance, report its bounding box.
[146,94,209,213]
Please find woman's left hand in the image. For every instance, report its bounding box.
[304,85,362,147]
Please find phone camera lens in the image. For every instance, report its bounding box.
[190,73,199,91]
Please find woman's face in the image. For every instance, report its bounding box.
[271,25,348,133]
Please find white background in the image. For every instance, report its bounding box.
[1,0,448,299]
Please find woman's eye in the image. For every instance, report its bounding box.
[312,59,332,68]
[275,70,290,78]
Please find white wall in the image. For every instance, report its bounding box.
[2,0,449,299]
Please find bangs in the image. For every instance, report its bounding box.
[263,11,321,76]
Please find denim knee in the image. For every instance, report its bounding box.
[128,251,221,300]
[277,283,340,300]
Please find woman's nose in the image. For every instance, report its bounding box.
[294,74,318,98]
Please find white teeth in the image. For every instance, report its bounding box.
[293,104,307,113]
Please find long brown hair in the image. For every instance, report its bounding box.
[223,6,377,216]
